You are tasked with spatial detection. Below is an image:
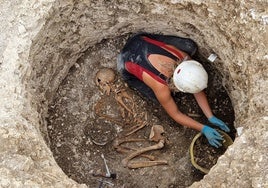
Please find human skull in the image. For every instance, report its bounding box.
[149,125,165,142]
[95,68,116,95]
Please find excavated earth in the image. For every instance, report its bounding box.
[46,35,235,187]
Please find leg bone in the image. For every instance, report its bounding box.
[113,138,156,160]
[122,139,165,167]
[127,160,168,169]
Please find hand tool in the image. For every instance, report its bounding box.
[93,153,117,179]
[101,153,117,179]
[97,178,114,188]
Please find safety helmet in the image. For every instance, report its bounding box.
[173,60,208,93]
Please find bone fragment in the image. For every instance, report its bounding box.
[115,90,134,115]
[113,138,146,146]
[114,146,156,161]
[125,122,148,136]
[149,125,165,142]
[94,98,123,125]
[127,160,168,169]
[187,113,201,117]
[113,138,156,160]
[122,139,165,167]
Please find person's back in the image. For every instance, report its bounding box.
[117,33,195,100]
[117,33,230,148]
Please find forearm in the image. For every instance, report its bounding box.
[172,112,204,131]
[157,92,204,131]
[144,75,205,132]
[194,91,213,118]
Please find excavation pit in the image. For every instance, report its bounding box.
[45,35,235,187]
[28,1,242,187]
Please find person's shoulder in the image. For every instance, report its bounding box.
[154,83,172,102]
[152,80,170,93]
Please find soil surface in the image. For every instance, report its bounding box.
[47,34,236,188]
[193,135,227,170]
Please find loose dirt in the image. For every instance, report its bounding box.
[193,135,227,170]
[47,34,236,188]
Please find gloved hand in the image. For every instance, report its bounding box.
[201,125,223,148]
[208,116,230,132]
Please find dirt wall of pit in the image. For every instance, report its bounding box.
[0,0,267,187]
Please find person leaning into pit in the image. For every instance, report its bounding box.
[117,32,230,148]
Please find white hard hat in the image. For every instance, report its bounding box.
[173,60,208,93]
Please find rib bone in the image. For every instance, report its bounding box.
[125,122,148,136]
[115,90,134,115]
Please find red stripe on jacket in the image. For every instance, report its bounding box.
[142,36,185,60]
[125,62,167,85]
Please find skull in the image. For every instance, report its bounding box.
[149,125,165,142]
[95,68,116,95]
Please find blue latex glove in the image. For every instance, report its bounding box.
[201,125,223,148]
[208,116,230,132]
